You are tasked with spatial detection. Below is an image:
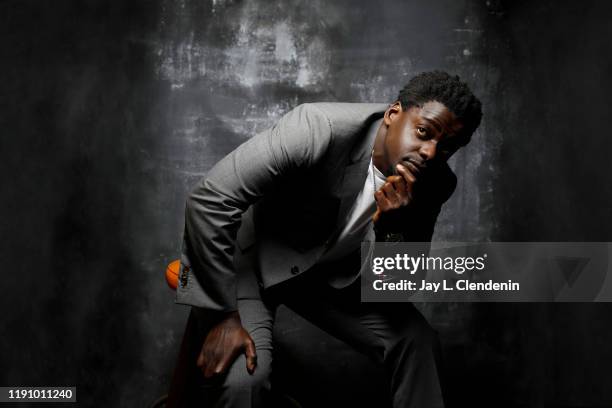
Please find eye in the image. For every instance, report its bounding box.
[416,127,427,137]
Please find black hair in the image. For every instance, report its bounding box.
[397,70,483,145]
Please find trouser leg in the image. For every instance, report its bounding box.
[359,302,445,408]
[194,298,274,408]
[276,274,444,408]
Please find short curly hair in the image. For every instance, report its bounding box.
[397,71,483,145]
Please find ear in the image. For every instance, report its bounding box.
[383,101,403,126]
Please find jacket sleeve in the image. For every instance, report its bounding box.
[176,104,333,313]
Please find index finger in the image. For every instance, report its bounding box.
[389,174,407,192]
[396,164,416,186]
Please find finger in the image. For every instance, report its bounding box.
[390,173,412,205]
[197,341,215,377]
[374,190,391,211]
[382,182,401,208]
[386,174,404,184]
[382,182,398,198]
[201,345,224,378]
[386,175,405,193]
[204,368,219,379]
[390,176,407,196]
[245,339,258,375]
[214,340,244,377]
[388,175,407,199]
[206,351,230,378]
[203,360,218,378]
[196,349,205,368]
[201,348,219,378]
[212,347,235,376]
[396,164,416,186]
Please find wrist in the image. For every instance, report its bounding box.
[192,307,241,331]
[373,208,405,233]
[220,311,242,327]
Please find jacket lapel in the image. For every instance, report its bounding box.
[333,117,383,229]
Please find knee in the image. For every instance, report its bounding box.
[393,319,439,355]
[199,359,272,408]
[222,361,271,393]
[218,352,273,402]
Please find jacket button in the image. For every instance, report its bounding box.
[290,266,300,275]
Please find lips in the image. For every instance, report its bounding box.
[400,158,425,175]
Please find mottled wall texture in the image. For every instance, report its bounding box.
[2,0,612,406]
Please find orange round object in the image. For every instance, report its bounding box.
[165,259,181,290]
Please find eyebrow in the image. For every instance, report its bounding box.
[422,117,443,132]
[422,116,462,141]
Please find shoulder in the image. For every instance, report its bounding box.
[303,102,388,135]
[278,102,387,143]
[275,103,332,138]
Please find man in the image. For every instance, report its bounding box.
[175,71,482,407]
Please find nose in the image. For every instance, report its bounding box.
[418,140,437,161]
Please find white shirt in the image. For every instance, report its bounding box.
[319,148,387,263]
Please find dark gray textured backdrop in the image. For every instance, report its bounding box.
[2,0,612,406]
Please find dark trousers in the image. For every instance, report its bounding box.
[189,267,445,408]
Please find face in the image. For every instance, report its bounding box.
[376,100,464,176]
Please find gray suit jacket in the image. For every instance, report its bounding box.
[176,103,456,313]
